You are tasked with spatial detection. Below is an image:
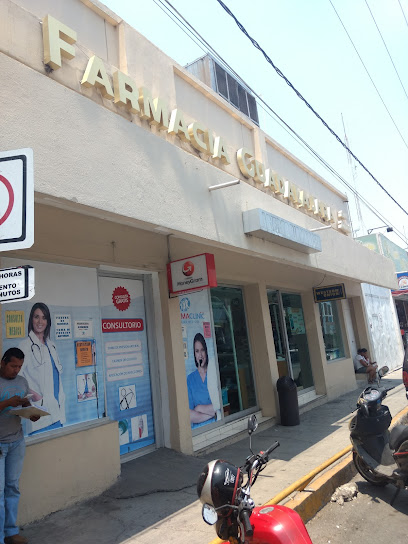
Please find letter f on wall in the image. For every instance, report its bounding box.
[43,15,77,70]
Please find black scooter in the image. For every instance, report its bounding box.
[349,386,408,503]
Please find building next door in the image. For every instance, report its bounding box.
[267,290,314,392]
[98,273,156,455]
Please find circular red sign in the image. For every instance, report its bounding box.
[0,175,14,226]
[182,260,195,277]
[112,286,131,312]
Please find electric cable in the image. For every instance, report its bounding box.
[157,0,408,245]
[215,0,408,218]
[398,0,408,29]
[364,0,408,103]
[330,0,408,148]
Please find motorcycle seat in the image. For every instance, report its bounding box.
[389,425,408,450]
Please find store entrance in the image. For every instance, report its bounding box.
[267,290,314,392]
[98,274,157,455]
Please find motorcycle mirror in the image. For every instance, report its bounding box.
[202,504,218,525]
[248,414,258,435]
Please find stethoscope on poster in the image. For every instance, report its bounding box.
[30,335,62,370]
[30,336,46,366]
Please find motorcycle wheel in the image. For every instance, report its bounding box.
[353,452,389,487]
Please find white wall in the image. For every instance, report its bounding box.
[362,283,404,371]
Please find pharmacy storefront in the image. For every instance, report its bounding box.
[1,258,160,457]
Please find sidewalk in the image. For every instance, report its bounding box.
[22,370,407,544]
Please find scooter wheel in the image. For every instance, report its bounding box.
[353,452,389,487]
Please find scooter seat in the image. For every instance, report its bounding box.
[389,425,408,450]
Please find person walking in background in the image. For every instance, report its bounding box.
[187,333,216,428]
[354,348,378,383]
[0,348,40,544]
[18,302,65,434]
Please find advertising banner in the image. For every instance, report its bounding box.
[397,272,408,290]
[179,290,221,430]
[313,283,346,303]
[98,276,155,454]
[392,272,408,297]
[167,253,217,296]
[1,259,104,436]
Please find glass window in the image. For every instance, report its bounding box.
[319,301,345,360]
[247,93,259,124]
[211,286,256,416]
[267,290,290,378]
[215,63,228,99]
[227,73,239,108]
[237,84,249,116]
[281,293,314,390]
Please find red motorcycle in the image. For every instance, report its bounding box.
[197,415,313,543]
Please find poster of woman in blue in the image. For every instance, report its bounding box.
[180,290,221,429]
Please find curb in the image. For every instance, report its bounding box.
[283,404,408,523]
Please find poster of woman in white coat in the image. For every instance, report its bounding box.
[18,302,66,434]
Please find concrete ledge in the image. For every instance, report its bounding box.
[284,405,408,523]
[19,419,120,524]
[284,454,355,523]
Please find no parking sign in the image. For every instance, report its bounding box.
[0,148,34,251]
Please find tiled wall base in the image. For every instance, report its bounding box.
[193,391,328,453]
[298,389,320,406]
[192,410,273,453]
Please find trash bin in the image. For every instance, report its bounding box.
[276,375,299,426]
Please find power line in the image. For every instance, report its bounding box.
[398,0,408,28]
[330,0,408,149]
[215,0,408,219]
[156,0,408,245]
[365,0,408,103]
[152,0,209,55]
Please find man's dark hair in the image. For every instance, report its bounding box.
[1,347,25,364]
[358,348,368,354]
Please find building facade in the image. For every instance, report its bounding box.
[357,233,407,363]
[0,0,398,524]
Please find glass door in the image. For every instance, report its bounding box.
[98,275,156,455]
[267,290,314,391]
[267,290,290,378]
[211,286,256,416]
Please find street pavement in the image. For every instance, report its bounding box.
[306,472,408,543]
[21,369,407,544]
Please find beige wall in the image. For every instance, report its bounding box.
[0,0,397,290]
[302,291,357,400]
[244,282,279,419]
[265,142,347,214]
[19,420,120,525]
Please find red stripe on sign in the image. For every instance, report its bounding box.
[101,319,144,333]
[0,175,14,226]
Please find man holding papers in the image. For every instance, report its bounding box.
[0,348,41,544]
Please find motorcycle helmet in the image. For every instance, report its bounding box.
[197,459,242,512]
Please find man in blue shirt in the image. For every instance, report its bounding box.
[0,347,39,544]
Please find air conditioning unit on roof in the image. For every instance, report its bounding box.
[185,54,259,126]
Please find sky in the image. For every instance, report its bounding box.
[101,0,408,250]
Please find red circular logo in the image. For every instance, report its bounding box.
[182,261,194,276]
[112,286,131,312]
[0,175,14,226]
